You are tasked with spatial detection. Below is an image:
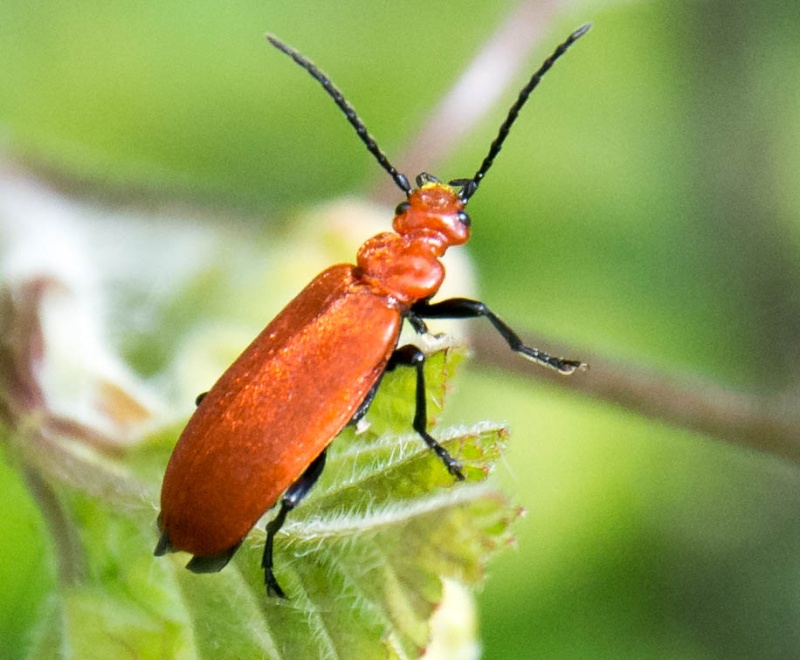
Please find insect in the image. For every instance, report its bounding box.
[155,25,590,598]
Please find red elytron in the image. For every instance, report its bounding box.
[155,26,589,597]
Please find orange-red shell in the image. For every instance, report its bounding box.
[159,264,403,556]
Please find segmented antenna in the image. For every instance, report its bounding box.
[267,35,412,195]
[455,24,591,202]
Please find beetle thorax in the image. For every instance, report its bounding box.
[356,182,471,306]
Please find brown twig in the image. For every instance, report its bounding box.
[473,329,800,464]
[21,464,86,585]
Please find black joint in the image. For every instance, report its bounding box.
[387,343,424,370]
[446,456,466,481]
[195,391,208,406]
[397,173,412,194]
[395,200,410,216]
[555,358,588,375]
[458,179,479,201]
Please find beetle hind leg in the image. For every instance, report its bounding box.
[262,449,328,598]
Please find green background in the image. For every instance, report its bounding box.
[2,0,800,657]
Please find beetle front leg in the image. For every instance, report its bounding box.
[387,344,465,481]
[263,449,327,598]
[411,298,586,374]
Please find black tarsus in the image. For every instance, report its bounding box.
[456,23,591,202]
[262,449,328,598]
[387,344,465,480]
[266,34,412,195]
[411,298,586,374]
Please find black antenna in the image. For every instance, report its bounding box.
[454,24,591,202]
[267,35,412,195]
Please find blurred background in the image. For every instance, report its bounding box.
[2,0,800,657]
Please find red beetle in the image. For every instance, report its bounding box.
[155,26,589,597]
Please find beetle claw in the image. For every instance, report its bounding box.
[265,571,287,599]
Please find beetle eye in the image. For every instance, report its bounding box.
[395,201,410,215]
[456,211,471,227]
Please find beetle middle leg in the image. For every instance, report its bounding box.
[387,344,465,481]
[263,449,327,598]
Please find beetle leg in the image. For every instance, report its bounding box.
[194,391,208,406]
[262,449,328,598]
[387,344,465,481]
[411,298,586,374]
[406,313,429,335]
[347,373,385,427]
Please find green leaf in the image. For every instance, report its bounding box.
[7,344,518,659]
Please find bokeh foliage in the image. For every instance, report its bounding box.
[2,0,800,658]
